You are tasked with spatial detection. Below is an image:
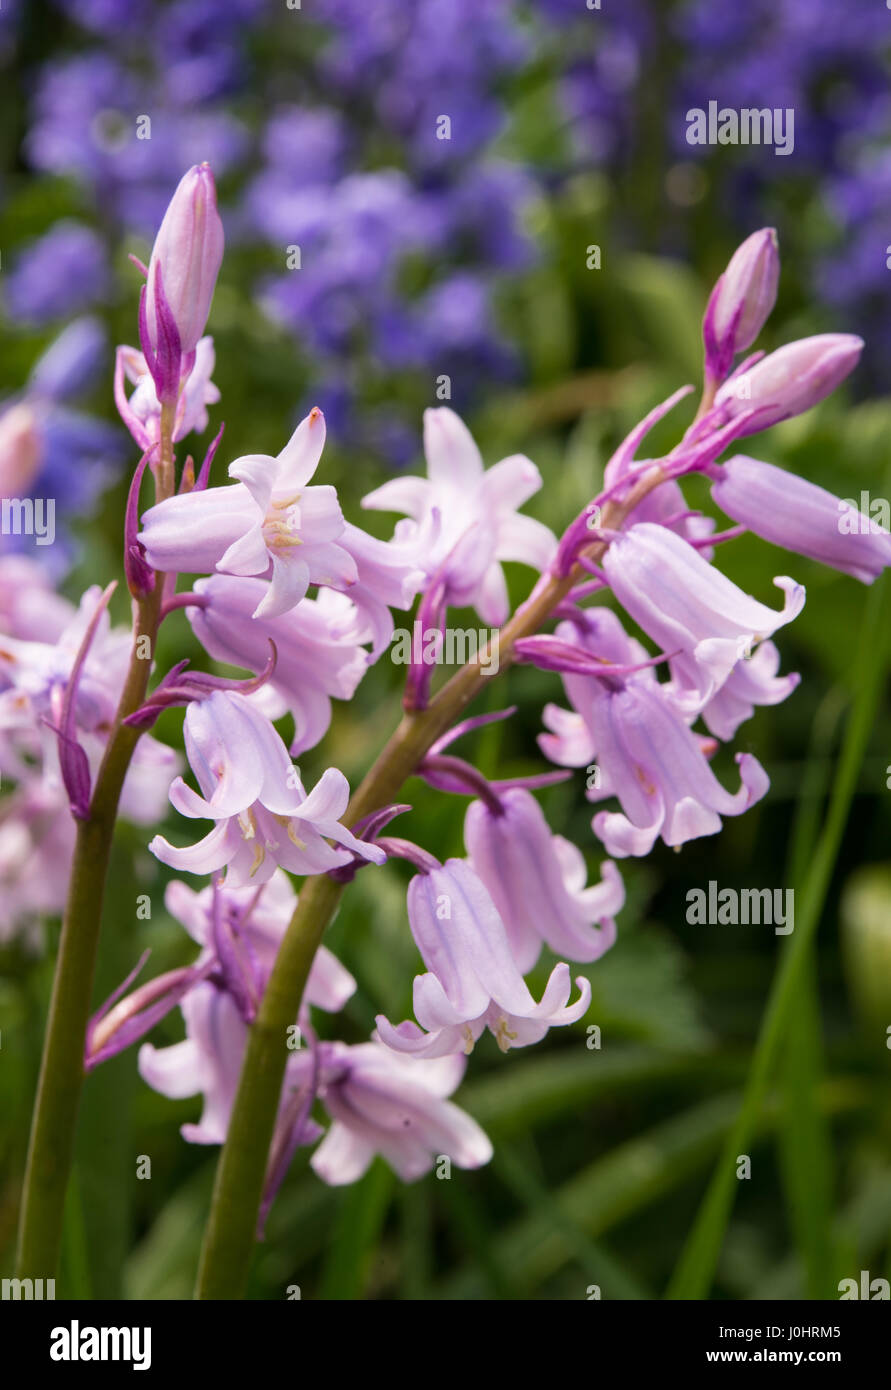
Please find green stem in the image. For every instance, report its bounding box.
[195,468,667,1299]
[15,408,176,1282]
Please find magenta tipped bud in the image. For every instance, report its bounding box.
[714,332,863,433]
[144,164,224,362]
[704,228,779,383]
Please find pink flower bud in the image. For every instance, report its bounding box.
[704,228,779,381]
[144,164,224,360]
[714,333,863,432]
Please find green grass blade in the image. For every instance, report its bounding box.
[493,1140,650,1299]
[317,1160,394,1300]
[776,689,846,1298]
[667,573,889,1299]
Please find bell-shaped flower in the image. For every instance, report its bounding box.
[538,617,769,858]
[139,982,257,1145]
[0,555,74,646]
[165,869,355,1021]
[362,406,556,625]
[601,521,804,706]
[711,454,891,585]
[148,689,385,886]
[464,788,622,973]
[188,574,371,753]
[375,857,591,1059]
[693,639,800,741]
[332,521,426,657]
[0,776,77,946]
[139,996,491,1193]
[139,408,356,617]
[311,1042,492,1185]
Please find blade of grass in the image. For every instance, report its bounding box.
[124,1162,216,1301]
[317,1160,394,1300]
[399,1182,433,1300]
[776,688,847,1298]
[441,1091,741,1300]
[437,1175,522,1299]
[667,573,889,1299]
[493,1139,650,1299]
[778,953,836,1296]
[462,1045,737,1138]
[441,1081,867,1300]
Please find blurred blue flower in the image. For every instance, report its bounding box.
[5,223,110,326]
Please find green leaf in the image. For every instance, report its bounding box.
[614,255,705,381]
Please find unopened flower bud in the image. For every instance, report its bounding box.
[704,228,779,382]
[714,333,863,432]
[144,163,224,361]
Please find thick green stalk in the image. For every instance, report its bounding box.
[195,468,667,1299]
[15,410,175,1282]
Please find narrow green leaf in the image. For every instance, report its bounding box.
[668,573,889,1298]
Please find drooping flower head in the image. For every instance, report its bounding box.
[375,856,592,1058]
[600,521,805,707]
[538,610,772,858]
[464,787,622,973]
[710,454,891,585]
[148,689,384,885]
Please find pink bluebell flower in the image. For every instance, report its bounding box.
[139,998,491,1188]
[464,787,622,972]
[375,857,591,1059]
[0,584,178,823]
[334,521,426,657]
[85,870,355,1067]
[713,333,863,433]
[165,869,356,1021]
[710,454,891,585]
[143,163,224,362]
[139,408,355,617]
[703,228,779,385]
[362,406,556,625]
[139,983,256,1146]
[148,689,385,885]
[0,555,74,645]
[692,639,800,742]
[311,1042,492,1185]
[187,574,372,754]
[538,614,770,857]
[115,336,220,449]
[0,778,76,946]
[601,521,805,706]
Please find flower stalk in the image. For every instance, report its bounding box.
[15,405,177,1281]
